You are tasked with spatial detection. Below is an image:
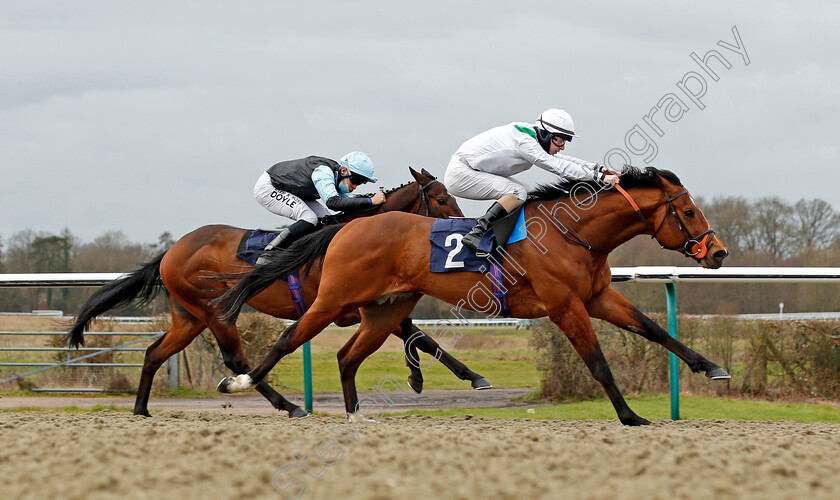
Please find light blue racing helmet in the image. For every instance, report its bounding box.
[340,151,378,183]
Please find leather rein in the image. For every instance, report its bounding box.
[317,179,439,226]
[615,184,716,259]
[556,182,715,260]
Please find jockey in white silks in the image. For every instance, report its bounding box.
[443,108,619,257]
[253,151,385,264]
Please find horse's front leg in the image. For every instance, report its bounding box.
[585,286,730,380]
[549,298,650,426]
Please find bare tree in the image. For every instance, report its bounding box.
[753,197,795,260]
[703,196,753,254]
[72,230,149,272]
[791,199,840,250]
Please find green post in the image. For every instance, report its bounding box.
[665,282,680,420]
[303,341,313,412]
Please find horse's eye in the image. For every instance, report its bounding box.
[684,209,695,218]
[438,198,447,205]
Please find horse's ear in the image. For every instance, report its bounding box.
[648,167,682,188]
[409,166,424,182]
[420,168,436,180]
[648,168,665,188]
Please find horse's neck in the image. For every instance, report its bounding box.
[326,183,418,225]
[530,188,664,253]
[383,182,420,212]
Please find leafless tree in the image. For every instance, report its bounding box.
[703,196,753,253]
[791,198,840,250]
[752,197,795,260]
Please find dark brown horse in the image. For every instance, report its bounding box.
[66,167,490,418]
[215,166,731,426]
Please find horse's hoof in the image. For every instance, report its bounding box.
[621,415,652,426]
[407,376,423,394]
[471,377,492,390]
[133,410,152,418]
[706,366,731,380]
[217,374,253,393]
[217,377,233,393]
[288,407,309,419]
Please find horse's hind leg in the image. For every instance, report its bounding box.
[134,302,205,417]
[586,287,730,380]
[395,317,491,393]
[217,303,351,393]
[338,296,422,420]
[207,319,308,418]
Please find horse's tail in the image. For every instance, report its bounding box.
[214,224,345,322]
[64,252,166,348]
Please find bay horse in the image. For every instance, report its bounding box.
[215,166,731,426]
[65,167,490,418]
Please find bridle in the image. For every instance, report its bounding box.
[414,179,441,217]
[549,178,716,261]
[614,184,716,260]
[316,178,442,226]
[363,178,441,217]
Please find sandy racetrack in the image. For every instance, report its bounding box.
[1,411,839,499]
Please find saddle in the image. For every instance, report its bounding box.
[236,230,279,265]
[429,206,526,273]
[236,214,343,265]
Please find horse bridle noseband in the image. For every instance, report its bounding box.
[614,184,716,260]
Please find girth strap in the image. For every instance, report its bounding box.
[489,263,511,318]
[287,271,307,319]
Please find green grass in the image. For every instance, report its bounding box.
[384,394,840,423]
[266,349,540,393]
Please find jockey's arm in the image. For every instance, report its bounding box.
[311,165,373,212]
[517,137,598,181]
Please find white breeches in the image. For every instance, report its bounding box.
[443,156,529,204]
[253,171,330,225]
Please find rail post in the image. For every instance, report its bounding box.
[303,341,313,412]
[167,352,179,390]
[665,282,680,420]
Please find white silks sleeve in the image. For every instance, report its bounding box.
[515,135,597,181]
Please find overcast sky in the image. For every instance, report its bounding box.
[2,1,838,244]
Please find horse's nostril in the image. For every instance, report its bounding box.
[714,249,728,262]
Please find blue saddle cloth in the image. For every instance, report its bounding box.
[429,209,527,273]
[236,229,279,266]
[429,220,494,273]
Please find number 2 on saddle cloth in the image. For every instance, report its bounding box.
[429,207,527,317]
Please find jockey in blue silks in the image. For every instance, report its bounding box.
[253,151,384,264]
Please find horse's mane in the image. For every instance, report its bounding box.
[357,170,438,198]
[384,181,416,196]
[527,166,682,202]
[354,181,416,199]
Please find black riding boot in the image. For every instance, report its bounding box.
[461,202,509,258]
[255,220,315,265]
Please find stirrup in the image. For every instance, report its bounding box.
[461,230,489,258]
[255,228,291,265]
[255,248,277,266]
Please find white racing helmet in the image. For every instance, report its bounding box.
[535,109,580,141]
